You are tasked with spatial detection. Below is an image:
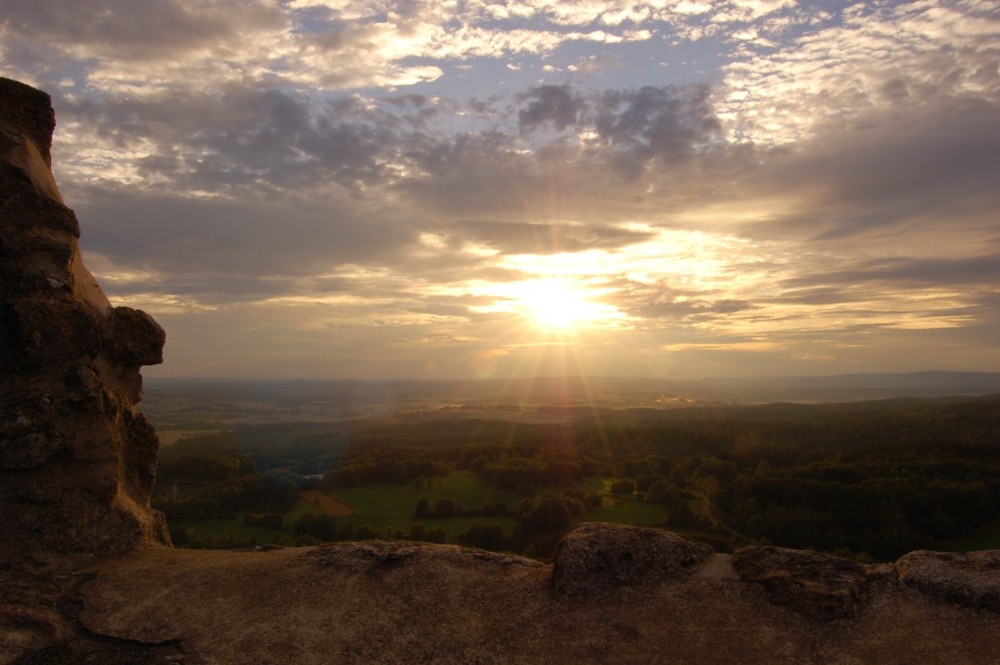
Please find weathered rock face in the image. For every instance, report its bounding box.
[730,545,894,621]
[0,77,170,565]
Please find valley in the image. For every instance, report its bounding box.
[143,377,1000,561]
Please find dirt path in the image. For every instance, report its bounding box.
[301,491,353,517]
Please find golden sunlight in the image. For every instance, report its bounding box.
[500,278,619,334]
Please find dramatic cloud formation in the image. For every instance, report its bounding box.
[3,0,998,379]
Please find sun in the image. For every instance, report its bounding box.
[512,278,610,334]
[465,274,624,336]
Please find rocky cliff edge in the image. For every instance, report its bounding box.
[2,78,999,665]
[0,77,169,568]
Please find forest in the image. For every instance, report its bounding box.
[152,394,1000,561]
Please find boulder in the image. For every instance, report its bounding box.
[550,522,713,595]
[896,549,1000,613]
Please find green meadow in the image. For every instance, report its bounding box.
[167,471,662,550]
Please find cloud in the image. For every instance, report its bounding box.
[451,220,653,254]
[781,255,1000,291]
[736,97,1000,243]
[1,0,286,62]
[518,84,586,132]
[75,186,415,280]
[395,83,726,218]
[57,86,413,197]
[2,0,685,99]
[718,0,1000,145]
[728,0,796,20]
[593,85,720,172]
[634,297,755,321]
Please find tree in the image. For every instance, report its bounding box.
[434,498,461,518]
[611,478,636,496]
[415,499,432,519]
[521,497,572,535]
[469,455,489,474]
[648,479,684,507]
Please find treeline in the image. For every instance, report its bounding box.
[322,450,452,487]
[154,453,301,521]
[725,443,1000,559]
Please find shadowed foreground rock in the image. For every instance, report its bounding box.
[3,77,1000,665]
[68,539,1000,665]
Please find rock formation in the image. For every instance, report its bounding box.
[2,78,1000,664]
[0,77,169,566]
[550,521,713,595]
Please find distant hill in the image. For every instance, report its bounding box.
[697,371,1000,403]
[144,372,1000,429]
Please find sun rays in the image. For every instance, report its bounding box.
[511,278,613,335]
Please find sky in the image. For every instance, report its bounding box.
[3,0,999,381]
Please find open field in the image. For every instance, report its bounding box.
[158,430,223,447]
[301,490,353,517]
[166,471,651,549]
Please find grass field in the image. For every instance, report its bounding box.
[158,430,223,447]
[284,496,328,522]
[170,518,286,546]
[333,471,546,540]
[301,490,353,517]
[170,470,670,549]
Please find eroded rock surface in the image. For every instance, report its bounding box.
[71,539,1000,665]
[731,545,893,621]
[0,77,169,566]
[897,549,1000,613]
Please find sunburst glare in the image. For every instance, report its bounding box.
[478,277,624,336]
